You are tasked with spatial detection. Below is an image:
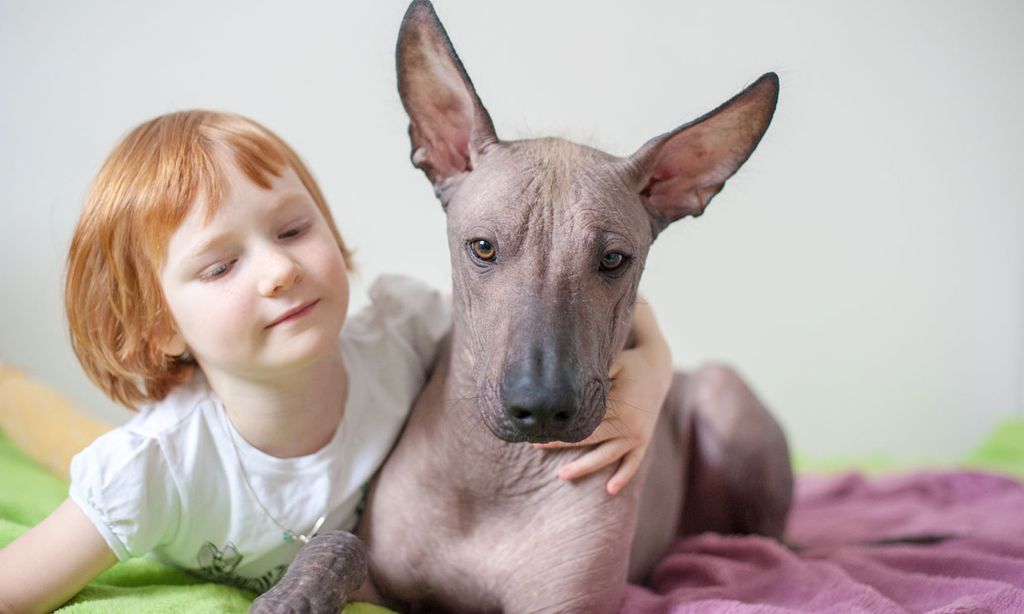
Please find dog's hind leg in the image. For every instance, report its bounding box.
[676,364,793,539]
[628,364,792,582]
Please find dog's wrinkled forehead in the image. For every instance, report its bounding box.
[447,138,654,250]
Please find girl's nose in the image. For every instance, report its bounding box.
[258,248,303,297]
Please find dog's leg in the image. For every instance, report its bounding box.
[677,364,793,539]
[249,530,368,614]
[629,366,792,581]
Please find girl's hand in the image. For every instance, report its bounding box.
[535,299,673,495]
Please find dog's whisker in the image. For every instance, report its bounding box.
[607,396,659,414]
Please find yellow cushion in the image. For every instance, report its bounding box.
[0,365,111,479]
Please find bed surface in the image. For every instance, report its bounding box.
[1,368,1021,612]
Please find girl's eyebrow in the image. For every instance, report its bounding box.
[274,190,310,210]
[184,191,312,262]
[185,233,233,265]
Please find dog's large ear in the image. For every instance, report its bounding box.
[630,73,779,234]
[397,0,497,205]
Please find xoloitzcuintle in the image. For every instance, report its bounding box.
[251,2,792,612]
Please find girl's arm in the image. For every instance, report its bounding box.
[0,499,116,614]
[536,297,674,495]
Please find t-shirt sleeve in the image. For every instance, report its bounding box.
[367,274,452,377]
[68,427,182,561]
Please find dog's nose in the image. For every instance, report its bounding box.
[502,378,575,435]
[500,348,579,441]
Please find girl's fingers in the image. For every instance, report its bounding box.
[533,420,620,450]
[609,357,626,378]
[607,446,645,495]
[533,433,598,450]
[557,438,629,481]
[533,441,569,449]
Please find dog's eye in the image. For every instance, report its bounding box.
[600,252,626,271]
[470,239,497,262]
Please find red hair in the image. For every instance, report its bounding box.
[65,110,350,409]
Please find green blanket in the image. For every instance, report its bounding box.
[0,432,389,613]
[2,422,1022,612]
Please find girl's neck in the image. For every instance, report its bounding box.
[201,347,347,458]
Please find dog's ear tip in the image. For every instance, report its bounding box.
[752,72,780,98]
[405,0,438,21]
[400,0,435,31]
[744,72,780,118]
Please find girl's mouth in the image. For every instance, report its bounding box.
[266,299,320,328]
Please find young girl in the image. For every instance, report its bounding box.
[0,110,673,612]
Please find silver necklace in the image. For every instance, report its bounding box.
[221,410,327,544]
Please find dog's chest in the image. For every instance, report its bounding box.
[363,480,515,611]
[363,458,636,612]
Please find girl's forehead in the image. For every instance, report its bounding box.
[165,165,312,259]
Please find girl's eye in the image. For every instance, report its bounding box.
[279,223,310,240]
[600,252,626,271]
[470,239,496,262]
[200,260,235,281]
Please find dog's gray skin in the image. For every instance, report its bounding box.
[356,2,793,613]
[249,3,791,611]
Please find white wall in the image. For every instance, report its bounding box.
[1,1,1021,463]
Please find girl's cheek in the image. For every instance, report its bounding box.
[315,243,348,282]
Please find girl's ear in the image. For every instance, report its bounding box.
[163,334,188,359]
[153,319,188,359]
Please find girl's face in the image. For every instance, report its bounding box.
[159,161,349,382]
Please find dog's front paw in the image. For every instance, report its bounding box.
[250,530,368,614]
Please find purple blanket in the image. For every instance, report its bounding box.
[623,471,1024,613]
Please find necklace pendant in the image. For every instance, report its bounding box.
[281,515,327,544]
[283,530,311,544]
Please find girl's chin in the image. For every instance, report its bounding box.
[267,329,340,368]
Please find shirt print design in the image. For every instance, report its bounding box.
[194,541,288,594]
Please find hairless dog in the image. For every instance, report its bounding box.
[253,2,792,612]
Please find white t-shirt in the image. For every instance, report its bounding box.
[69,275,450,593]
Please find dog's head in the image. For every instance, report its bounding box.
[397,0,777,444]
